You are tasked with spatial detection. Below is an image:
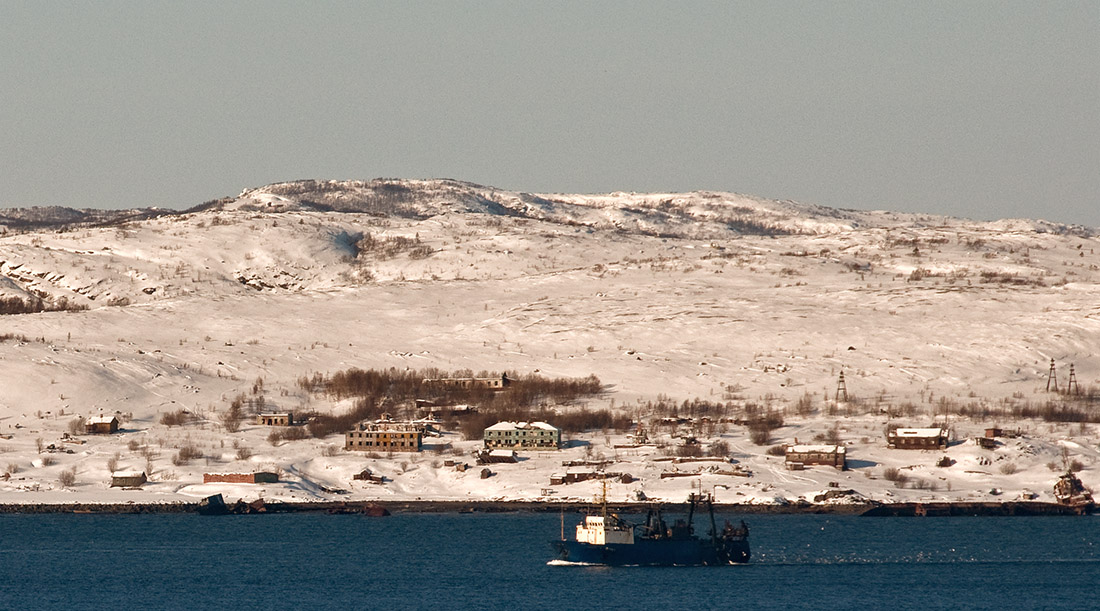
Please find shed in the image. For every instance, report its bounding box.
[85,416,119,434]
[110,471,147,488]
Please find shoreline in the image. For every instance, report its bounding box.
[0,499,1088,516]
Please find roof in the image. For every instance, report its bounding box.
[893,427,946,437]
[787,444,845,454]
[88,415,118,424]
[111,470,145,478]
[486,421,559,432]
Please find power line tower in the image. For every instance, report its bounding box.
[1046,358,1058,392]
[835,371,848,402]
[1067,364,1080,395]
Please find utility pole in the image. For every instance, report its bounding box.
[1046,358,1058,392]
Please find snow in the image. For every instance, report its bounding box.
[0,178,1098,509]
[788,445,844,454]
[894,428,946,438]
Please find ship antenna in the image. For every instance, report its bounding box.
[707,492,718,546]
[601,480,609,519]
[560,505,565,541]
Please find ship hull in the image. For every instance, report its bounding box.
[551,538,749,566]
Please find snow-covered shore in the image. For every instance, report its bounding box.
[2,180,1098,510]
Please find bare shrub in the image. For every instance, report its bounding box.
[235,447,253,461]
[1070,459,1086,472]
[40,456,56,467]
[882,467,907,486]
[221,395,244,433]
[999,462,1018,475]
[67,417,86,435]
[747,413,783,446]
[676,443,704,458]
[268,426,309,445]
[127,440,141,452]
[321,445,340,457]
[707,440,730,457]
[765,444,786,457]
[173,444,203,465]
[160,409,192,427]
[58,468,76,487]
[5,463,17,475]
[812,424,842,445]
[106,454,119,473]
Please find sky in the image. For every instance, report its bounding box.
[2,1,1097,226]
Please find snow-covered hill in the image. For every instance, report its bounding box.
[1,179,1098,507]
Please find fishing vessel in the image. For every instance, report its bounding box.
[550,490,749,566]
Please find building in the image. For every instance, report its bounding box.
[483,421,560,450]
[785,444,846,470]
[110,471,147,487]
[887,427,948,450]
[474,449,518,464]
[203,472,279,484]
[258,412,294,426]
[345,421,423,452]
[85,415,119,434]
[423,375,510,391]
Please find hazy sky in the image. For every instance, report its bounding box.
[2,2,1097,225]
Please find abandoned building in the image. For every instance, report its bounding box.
[483,421,561,450]
[258,412,294,426]
[85,415,119,434]
[474,449,518,464]
[345,422,423,452]
[203,472,279,484]
[887,427,948,450]
[422,375,510,391]
[110,471,147,488]
[785,444,847,470]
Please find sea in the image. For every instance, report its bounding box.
[1,511,1098,610]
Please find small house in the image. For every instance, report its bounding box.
[985,427,1003,438]
[785,444,846,470]
[483,421,561,450]
[110,471,147,488]
[258,412,294,426]
[85,415,119,434]
[887,427,948,450]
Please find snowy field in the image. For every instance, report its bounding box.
[1,179,1098,508]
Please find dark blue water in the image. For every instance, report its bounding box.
[1,512,1097,610]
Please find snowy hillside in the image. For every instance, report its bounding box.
[1,179,1098,508]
